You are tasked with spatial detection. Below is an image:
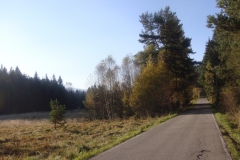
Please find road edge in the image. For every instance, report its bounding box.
[211,113,232,160]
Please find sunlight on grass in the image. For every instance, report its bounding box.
[0,113,177,160]
[213,110,240,160]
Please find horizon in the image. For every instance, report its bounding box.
[0,0,220,90]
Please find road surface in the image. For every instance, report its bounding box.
[90,98,231,160]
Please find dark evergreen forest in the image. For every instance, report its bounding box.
[199,0,240,128]
[0,65,85,115]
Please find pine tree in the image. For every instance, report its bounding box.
[49,99,66,129]
[139,6,196,108]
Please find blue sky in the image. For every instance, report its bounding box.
[0,0,220,89]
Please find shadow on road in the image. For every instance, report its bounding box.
[194,103,210,105]
[181,103,212,115]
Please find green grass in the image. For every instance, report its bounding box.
[212,109,240,160]
[191,98,198,105]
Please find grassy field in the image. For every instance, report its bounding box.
[0,110,177,160]
[212,110,240,160]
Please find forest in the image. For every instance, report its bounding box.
[85,0,240,130]
[199,0,240,127]
[0,1,240,159]
[84,6,198,119]
[0,0,239,129]
[0,66,85,115]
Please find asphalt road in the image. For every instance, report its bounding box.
[90,98,231,160]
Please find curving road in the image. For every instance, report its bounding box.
[90,98,231,160]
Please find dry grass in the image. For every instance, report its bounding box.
[0,110,177,160]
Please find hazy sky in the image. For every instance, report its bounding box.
[0,0,219,89]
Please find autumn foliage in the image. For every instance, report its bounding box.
[84,6,196,119]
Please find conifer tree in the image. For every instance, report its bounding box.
[49,99,66,129]
[206,0,240,112]
[139,6,196,108]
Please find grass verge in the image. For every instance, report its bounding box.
[79,114,177,160]
[212,109,240,160]
[0,114,177,160]
[191,98,198,105]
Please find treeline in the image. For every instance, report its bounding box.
[84,6,198,120]
[0,65,85,115]
[200,0,240,125]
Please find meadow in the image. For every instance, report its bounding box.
[0,110,177,160]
